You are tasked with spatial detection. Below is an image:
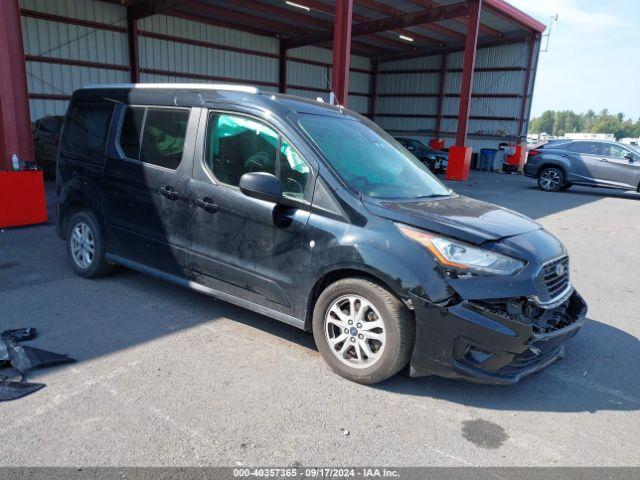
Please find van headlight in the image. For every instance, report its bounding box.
[397,224,526,276]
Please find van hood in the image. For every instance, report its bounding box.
[363,194,541,245]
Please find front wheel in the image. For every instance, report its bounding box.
[312,278,414,384]
[538,167,565,192]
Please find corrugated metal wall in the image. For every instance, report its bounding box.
[21,0,372,121]
[286,45,371,115]
[20,0,129,120]
[375,40,540,150]
[19,0,537,149]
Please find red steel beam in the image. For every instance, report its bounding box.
[331,0,353,107]
[0,0,34,170]
[483,0,546,33]
[224,0,408,52]
[278,44,287,94]
[517,35,536,140]
[435,52,448,135]
[127,7,140,83]
[25,55,129,71]
[131,0,195,20]
[455,0,481,146]
[283,2,470,49]
[354,0,443,46]
[292,0,440,49]
[408,0,502,38]
[19,9,127,33]
[369,59,379,120]
[378,33,528,63]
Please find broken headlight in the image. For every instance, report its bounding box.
[397,224,526,276]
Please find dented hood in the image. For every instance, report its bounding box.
[363,194,541,245]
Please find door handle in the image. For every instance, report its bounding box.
[194,197,219,213]
[159,185,180,201]
[600,158,609,163]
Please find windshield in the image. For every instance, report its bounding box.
[298,114,450,199]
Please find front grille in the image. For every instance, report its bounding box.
[535,256,570,304]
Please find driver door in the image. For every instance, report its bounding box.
[597,143,640,189]
[184,109,314,317]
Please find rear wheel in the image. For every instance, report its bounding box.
[538,167,565,192]
[66,211,113,278]
[312,278,414,384]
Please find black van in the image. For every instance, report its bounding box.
[56,84,587,385]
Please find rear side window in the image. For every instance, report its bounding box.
[568,142,602,155]
[119,107,145,160]
[68,104,114,151]
[140,109,189,170]
[118,107,189,170]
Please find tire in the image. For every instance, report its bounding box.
[421,158,436,172]
[66,210,113,278]
[312,277,414,384]
[538,167,565,192]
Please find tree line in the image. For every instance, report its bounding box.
[529,109,640,139]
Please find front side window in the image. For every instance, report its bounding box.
[298,114,449,200]
[68,104,114,151]
[603,144,629,158]
[205,112,310,200]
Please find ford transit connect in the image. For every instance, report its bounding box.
[56,84,587,385]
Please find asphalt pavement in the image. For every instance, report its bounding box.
[1,172,639,466]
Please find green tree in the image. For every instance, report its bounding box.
[529,109,640,140]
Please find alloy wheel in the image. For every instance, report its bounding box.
[70,222,95,269]
[540,169,561,190]
[324,295,386,369]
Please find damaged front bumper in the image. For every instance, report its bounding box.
[407,290,587,385]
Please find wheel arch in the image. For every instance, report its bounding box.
[538,161,569,181]
[303,266,412,331]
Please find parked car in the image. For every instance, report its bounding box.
[395,137,448,173]
[32,115,64,177]
[56,84,586,385]
[524,140,640,192]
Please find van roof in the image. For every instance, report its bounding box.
[78,83,352,118]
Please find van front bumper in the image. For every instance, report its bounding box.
[407,290,587,385]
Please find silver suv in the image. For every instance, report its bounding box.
[524,140,640,192]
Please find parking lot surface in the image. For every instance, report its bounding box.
[1,172,639,466]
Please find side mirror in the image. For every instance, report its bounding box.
[624,153,636,162]
[239,172,283,203]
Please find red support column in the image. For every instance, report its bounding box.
[278,44,287,94]
[0,0,47,228]
[127,8,140,83]
[369,58,378,120]
[447,0,481,181]
[331,0,353,107]
[0,0,34,171]
[434,52,448,136]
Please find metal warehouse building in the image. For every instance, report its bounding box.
[0,0,544,227]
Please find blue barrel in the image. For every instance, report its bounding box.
[479,148,498,171]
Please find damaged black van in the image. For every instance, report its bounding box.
[56,84,587,385]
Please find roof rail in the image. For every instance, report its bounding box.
[83,83,259,94]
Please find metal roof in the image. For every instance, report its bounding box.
[110,0,546,58]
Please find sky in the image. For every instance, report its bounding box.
[508,0,640,120]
